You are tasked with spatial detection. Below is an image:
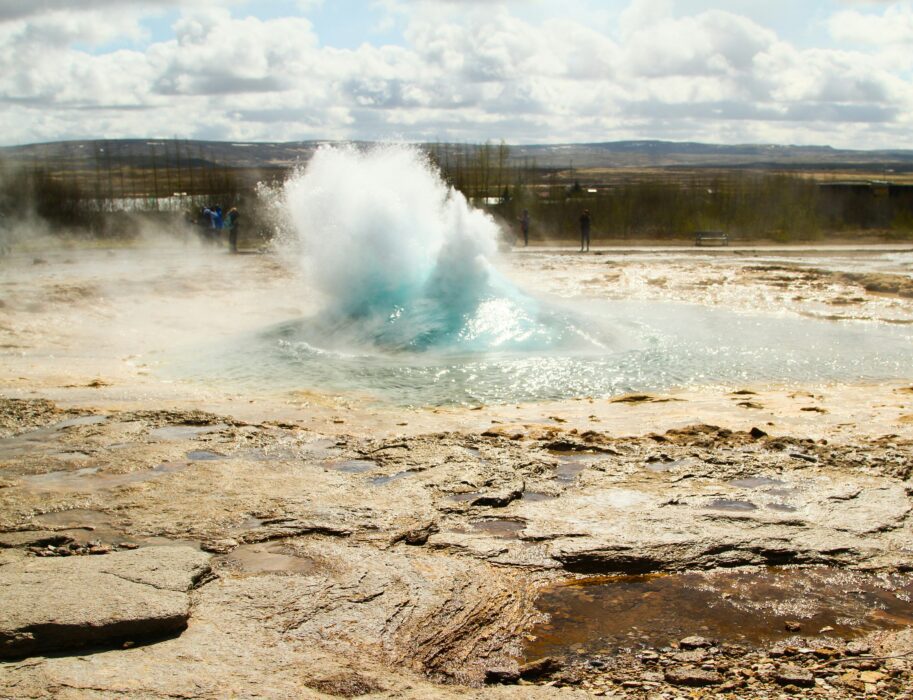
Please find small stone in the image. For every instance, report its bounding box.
[812,646,841,659]
[679,635,714,650]
[838,672,865,691]
[769,644,798,657]
[845,641,871,656]
[885,658,908,672]
[672,650,706,664]
[664,667,723,687]
[775,666,815,688]
[118,542,140,550]
[859,671,885,683]
[720,679,746,691]
[784,620,802,632]
[749,427,768,439]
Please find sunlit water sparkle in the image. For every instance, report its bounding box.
[174,298,913,406]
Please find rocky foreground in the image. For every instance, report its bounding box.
[1,396,912,699]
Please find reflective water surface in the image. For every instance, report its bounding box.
[525,567,913,661]
[171,299,913,406]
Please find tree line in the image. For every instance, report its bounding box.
[2,139,912,242]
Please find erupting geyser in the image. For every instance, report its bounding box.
[282,145,597,352]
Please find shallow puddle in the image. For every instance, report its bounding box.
[21,462,189,493]
[730,476,785,489]
[549,452,596,483]
[324,459,375,474]
[705,498,758,512]
[301,438,343,460]
[56,415,109,429]
[0,417,110,461]
[767,502,799,512]
[217,542,316,575]
[471,519,526,538]
[370,471,413,486]
[449,491,482,503]
[31,508,138,546]
[34,508,113,529]
[186,450,226,461]
[525,567,913,661]
[150,424,225,440]
[523,492,558,502]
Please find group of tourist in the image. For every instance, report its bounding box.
[200,205,241,252]
[516,208,591,251]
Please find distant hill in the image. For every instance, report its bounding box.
[3,138,913,173]
[510,141,913,171]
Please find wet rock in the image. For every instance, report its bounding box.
[0,546,210,658]
[775,665,815,687]
[471,489,522,508]
[664,666,724,686]
[519,656,562,679]
[846,640,871,655]
[680,635,714,649]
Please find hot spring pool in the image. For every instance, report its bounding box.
[162,146,913,406]
[168,298,913,406]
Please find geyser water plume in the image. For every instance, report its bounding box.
[283,144,599,353]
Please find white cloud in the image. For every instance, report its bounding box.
[0,0,912,147]
[829,3,913,44]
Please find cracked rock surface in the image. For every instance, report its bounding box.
[0,546,210,658]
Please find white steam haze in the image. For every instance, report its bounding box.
[2,0,913,148]
[283,145,498,319]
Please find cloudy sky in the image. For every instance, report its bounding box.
[1,0,911,148]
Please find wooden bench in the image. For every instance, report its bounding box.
[694,231,729,246]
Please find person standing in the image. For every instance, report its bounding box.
[519,209,530,247]
[579,209,591,252]
[226,208,240,253]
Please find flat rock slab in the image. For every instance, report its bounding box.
[0,546,210,659]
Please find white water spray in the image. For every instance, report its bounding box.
[280,144,593,353]
[285,145,499,322]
